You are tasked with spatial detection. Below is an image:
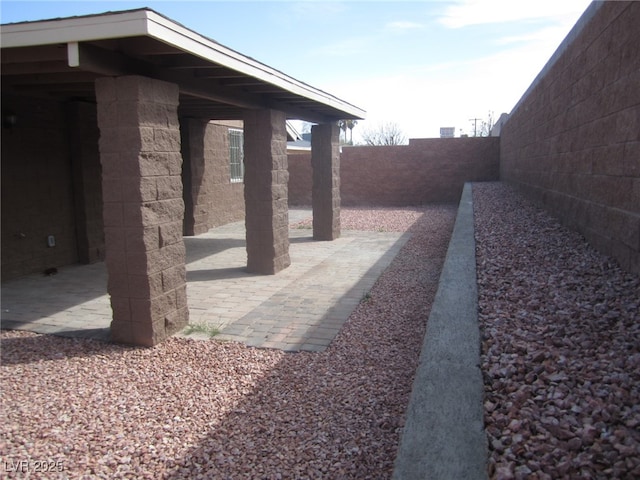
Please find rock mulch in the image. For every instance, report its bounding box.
[0,206,456,479]
[473,182,640,480]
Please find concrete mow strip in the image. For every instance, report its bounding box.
[393,183,488,480]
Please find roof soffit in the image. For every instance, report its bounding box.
[1,9,365,122]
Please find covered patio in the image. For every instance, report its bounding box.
[0,209,409,351]
[1,9,364,346]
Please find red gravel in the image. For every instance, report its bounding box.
[473,182,640,480]
[0,205,456,479]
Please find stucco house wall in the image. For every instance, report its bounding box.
[500,1,640,273]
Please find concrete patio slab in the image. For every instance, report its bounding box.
[1,209,409,352]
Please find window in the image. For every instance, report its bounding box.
[229,128,244,183]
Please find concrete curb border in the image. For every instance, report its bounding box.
[393,183,488,479]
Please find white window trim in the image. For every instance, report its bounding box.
[229,128,244,183]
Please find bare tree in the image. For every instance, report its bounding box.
[469,112,495,137]
[361,121,407,146]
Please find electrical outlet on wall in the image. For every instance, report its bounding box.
[47,235,56,247]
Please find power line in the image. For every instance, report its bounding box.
[469,118,481,137]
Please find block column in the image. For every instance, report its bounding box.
[66,100,104,264]
[311,123,341,240]
[95,75,189,346]
[180,118,209,236]
[243,109,290,274]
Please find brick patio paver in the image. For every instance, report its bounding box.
[0,209,409,352]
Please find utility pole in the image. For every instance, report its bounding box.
[469,118,481,137]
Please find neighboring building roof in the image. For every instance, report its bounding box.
[440,127,455,138]
[286,121,302,142]
[286,139,312,152]
[490,113,510,137]
[1,8,365,124]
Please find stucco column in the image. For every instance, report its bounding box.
[311,123,341,240]
[95,75,189,346]
[243,109,290,274]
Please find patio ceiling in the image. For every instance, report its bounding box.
[0,8,365,124]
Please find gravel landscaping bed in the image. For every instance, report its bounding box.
[474,182,640,479]
[1,206,456,479]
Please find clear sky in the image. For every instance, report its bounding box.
[1,0,592,140]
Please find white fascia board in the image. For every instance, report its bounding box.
[145,11,365,119]
[0,9,365,119]
[0,10,151,47]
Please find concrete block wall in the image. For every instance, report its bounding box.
[205,121,245,228]
[288,137,500,206]
[182,120,245,236]
[1,95,80,280]
[288,152,313,205]
[500,1,640,273]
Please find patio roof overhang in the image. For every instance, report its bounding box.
[0,8,365,124]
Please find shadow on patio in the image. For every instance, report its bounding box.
[0,209,410,351]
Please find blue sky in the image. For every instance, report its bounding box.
[1,0,592,140]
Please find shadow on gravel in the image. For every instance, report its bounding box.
[161,207,457,479]
[0,333,133,366]
[0,206,458,479]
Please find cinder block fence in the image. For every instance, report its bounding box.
[289,137,500,206]
[500,1,640,273]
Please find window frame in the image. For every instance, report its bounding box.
[228,128,244,183]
